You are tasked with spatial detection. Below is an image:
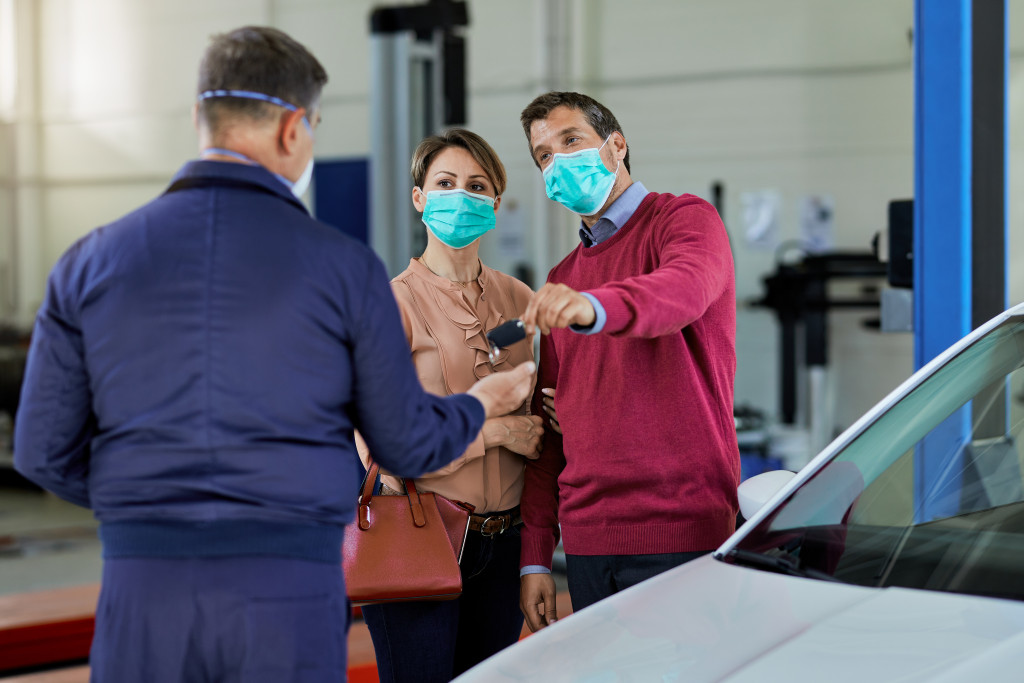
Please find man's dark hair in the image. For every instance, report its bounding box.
[197,26,328,130]
[520,91,630,173]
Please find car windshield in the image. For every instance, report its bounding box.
[730,315,1024,602]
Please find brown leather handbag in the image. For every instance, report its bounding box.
[342,458,473,605]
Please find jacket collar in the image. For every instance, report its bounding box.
[165,160,309,214]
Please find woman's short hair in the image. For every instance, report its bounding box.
[410,129,507,196]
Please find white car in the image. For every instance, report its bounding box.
[458,304,1024,682]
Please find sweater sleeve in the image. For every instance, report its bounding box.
[586,198,733,338]
[14,247,95,508]
[350,256,486,478]
[519,331,563,569]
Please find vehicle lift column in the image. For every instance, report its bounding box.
[913,0,1008,520]
[369,0,468,276]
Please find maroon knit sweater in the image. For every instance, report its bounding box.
[520,191,740,566]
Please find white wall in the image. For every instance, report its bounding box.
[0,0,17,321]
[3,0,1023,444]
[0,118,14,321]
[580,0,921,437]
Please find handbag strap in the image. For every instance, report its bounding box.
[358,456,428,530]
[403,477,427,528]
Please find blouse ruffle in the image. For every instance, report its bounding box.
[408,258,512,383]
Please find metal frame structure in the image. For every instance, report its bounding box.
[912,0,1008,520]
[369,0,468,276]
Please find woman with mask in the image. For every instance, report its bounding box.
[357,128,544,683]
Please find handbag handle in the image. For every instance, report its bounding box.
[357,456,427,530]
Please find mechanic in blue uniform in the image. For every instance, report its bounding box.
[13,26,534,683]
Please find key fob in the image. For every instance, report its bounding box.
[485,319,527,365]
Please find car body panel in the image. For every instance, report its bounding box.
[458,557,1024,682]
[459,303,1024,682]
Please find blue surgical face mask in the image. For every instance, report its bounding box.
[289,156,315,198]
[542,135,620,216]
[420,189,497,249]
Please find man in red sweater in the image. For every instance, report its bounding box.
[517,91,740,632]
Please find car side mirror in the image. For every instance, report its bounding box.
[737,470,797,520]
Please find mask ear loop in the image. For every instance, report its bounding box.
[599,134,622,177]
[597,135,622,189]
[413,186,428,214]
[278,108,309,155]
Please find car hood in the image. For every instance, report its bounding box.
[457,556,1024,682]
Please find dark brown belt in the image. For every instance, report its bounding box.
[468,508,522,537]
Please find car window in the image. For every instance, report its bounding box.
[731,316,1024,602]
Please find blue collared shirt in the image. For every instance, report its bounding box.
[579,181,649,248]
[571,182,649,336]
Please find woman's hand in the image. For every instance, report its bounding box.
[483,414,545,459]
[540,388,561,434]
[467,361,536,418]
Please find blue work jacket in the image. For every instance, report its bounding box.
[14,160,484,561]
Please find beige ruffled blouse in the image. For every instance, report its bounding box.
[358,257,536,513]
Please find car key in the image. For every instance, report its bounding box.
[485,319,527,365]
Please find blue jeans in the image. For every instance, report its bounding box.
[90,556,350,683]
[362,522,524,682]
[565,550,711,612]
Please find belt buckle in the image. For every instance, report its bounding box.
[480,515,508,537]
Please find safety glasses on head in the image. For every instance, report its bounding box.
[197,89,316,198]
[197,89,314,135]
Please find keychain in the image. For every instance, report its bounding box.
[485,319,528,365]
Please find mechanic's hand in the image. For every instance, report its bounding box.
[520,572,558,632]
[467,362,536,419]
[522,283,596,336]
[483,415,544,459]
[540,388,561,435]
